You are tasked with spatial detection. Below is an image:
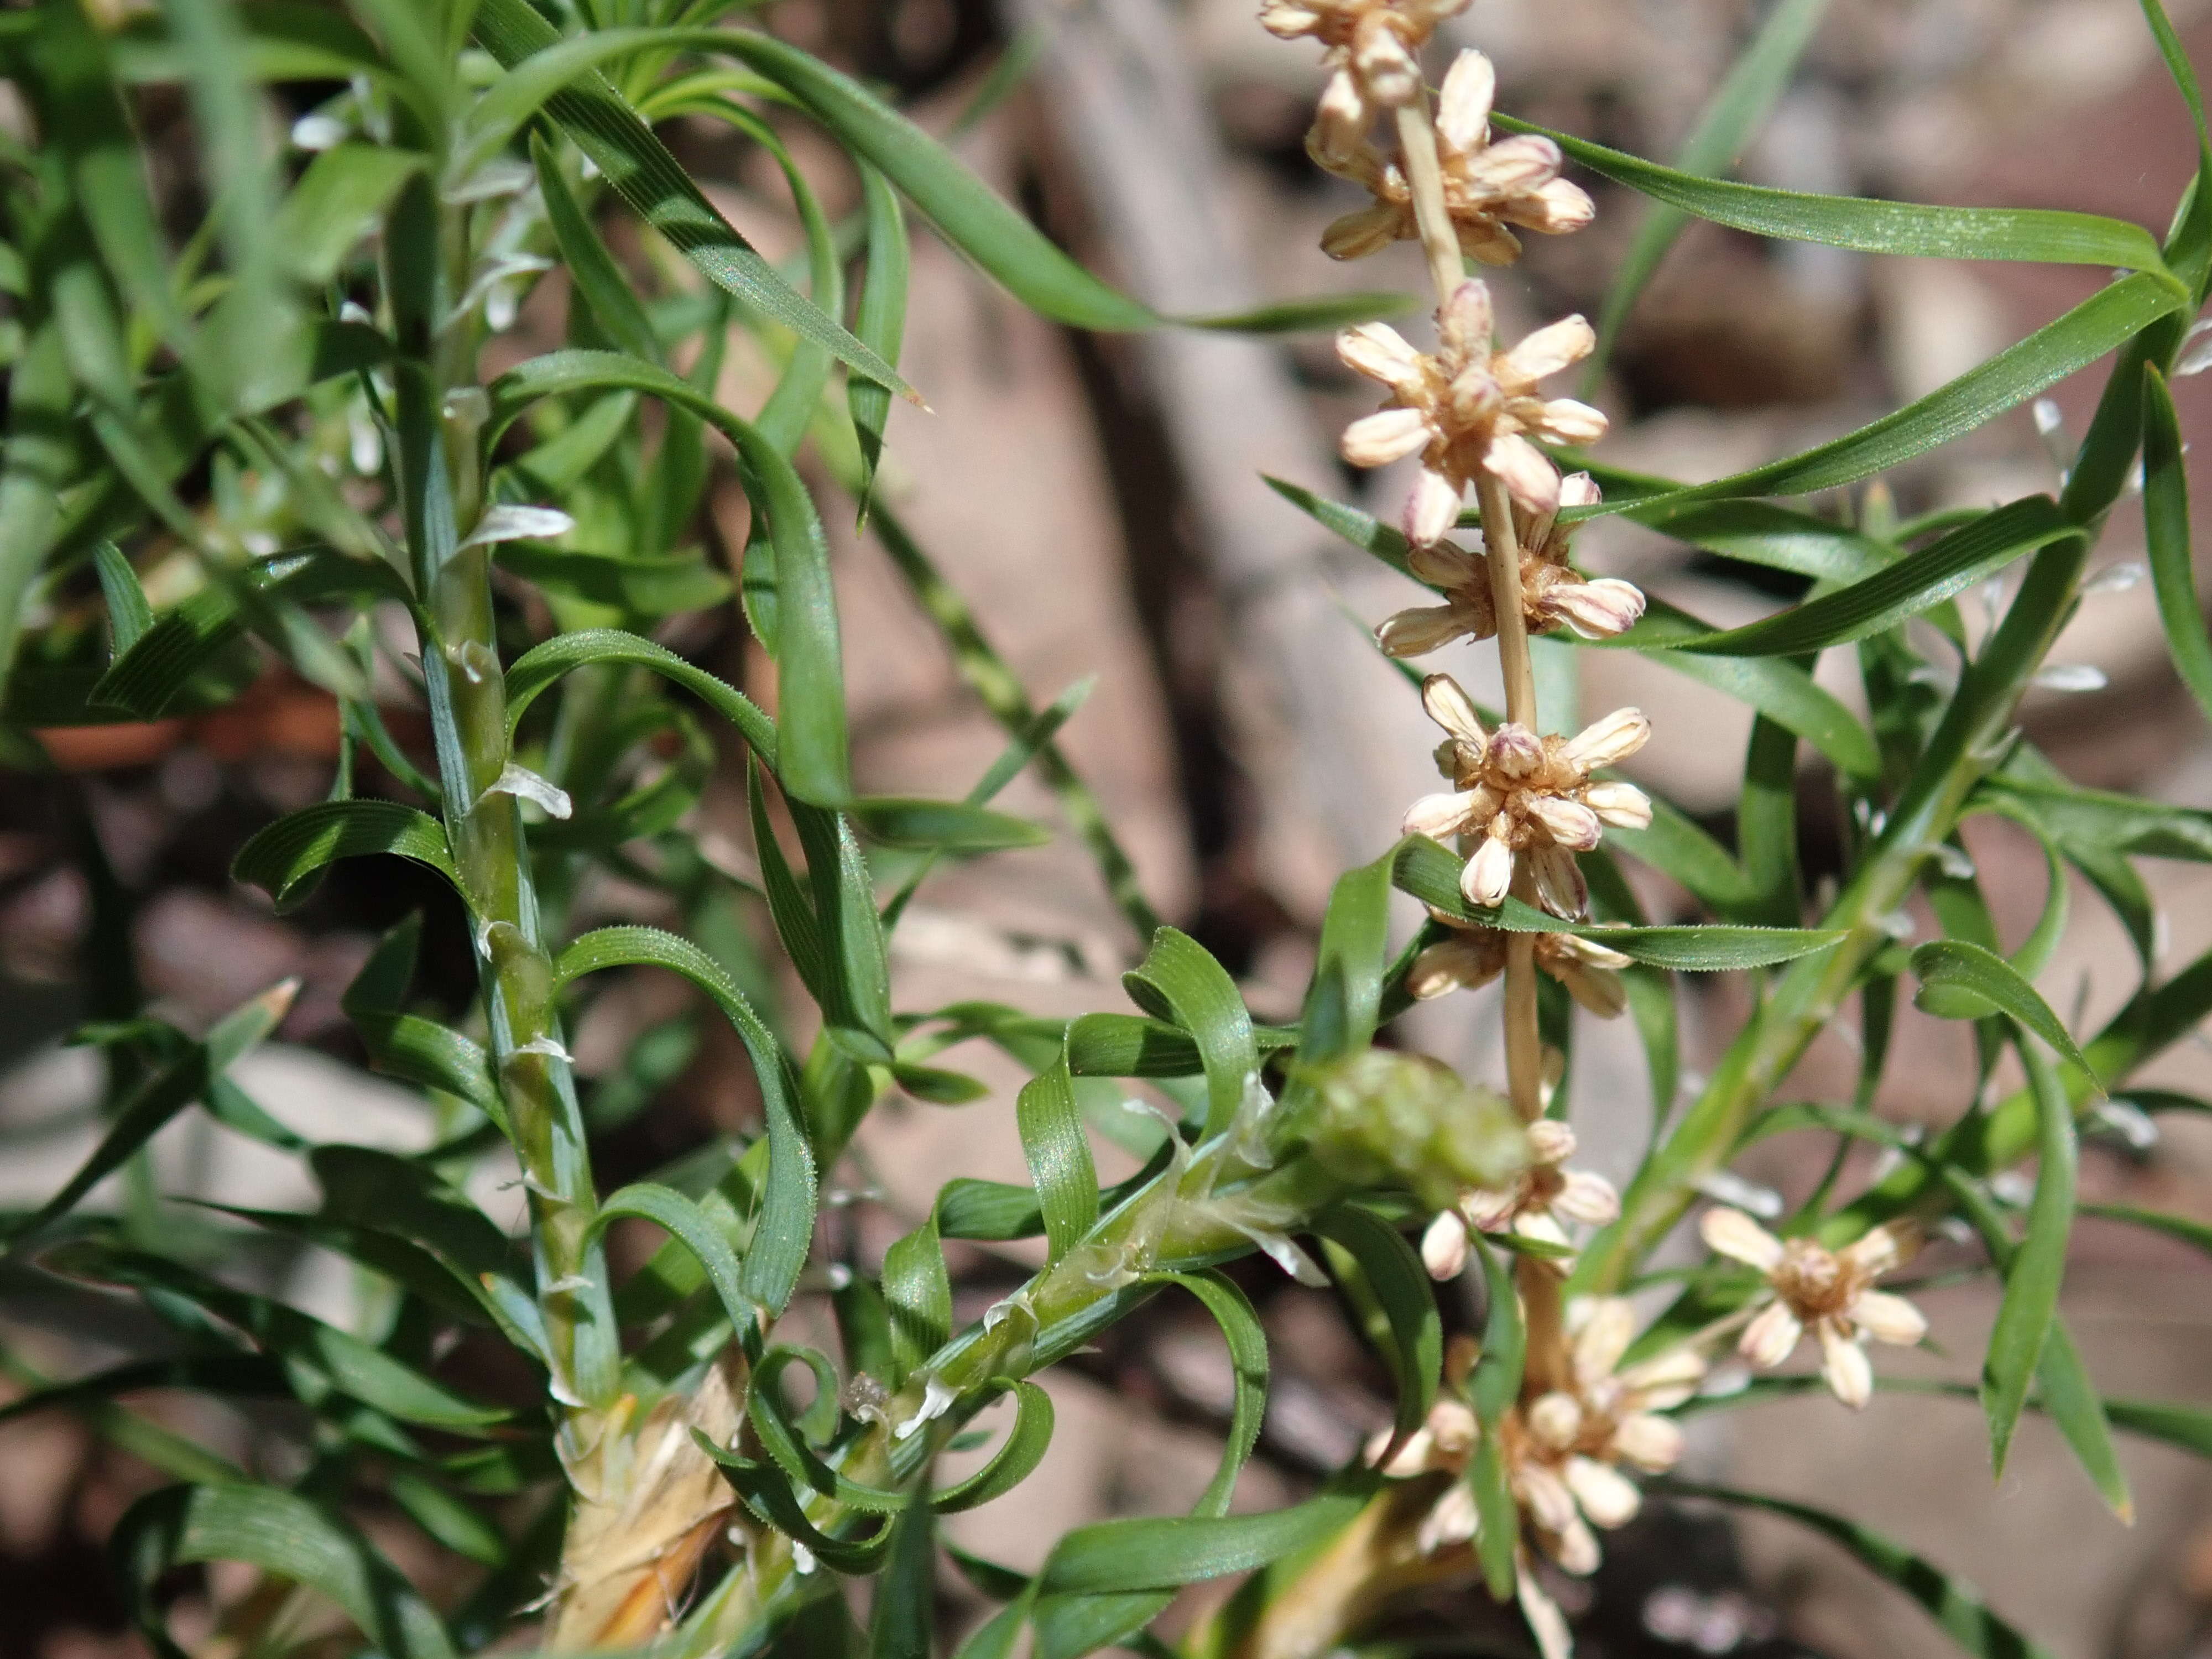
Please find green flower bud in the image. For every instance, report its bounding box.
[1292,1050,1526,1211]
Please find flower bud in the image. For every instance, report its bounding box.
[1291,1051,1526,1211]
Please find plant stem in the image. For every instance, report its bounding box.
[393,181,618,1444]
[1391,101,1463,308]
[1402,81,1561,1397]
[1579,529,2094,1288]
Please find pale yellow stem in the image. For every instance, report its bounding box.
[1392,99,1464,307]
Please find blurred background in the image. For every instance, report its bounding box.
[5,0,2212,1653]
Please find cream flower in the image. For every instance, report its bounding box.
[1338,279,1608,544]
[1512,1297,1704,1572]
[1421,1115,1621,1279]
[1260,0,1468,157]
[1317,51,1596,265]
[1378,472,1646,656]
[1407,912,1632,1016]
[1401,674,1652,918]
[1368,1299,1702,1579]
[1700,1208,1929,1409]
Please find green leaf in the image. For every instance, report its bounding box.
[847,797,1050,851]
[275,144,427,286]
[849,161,908,510]
[552,927,815,1311]
[1908,939,2098,1081]
[2142,364,2212,727]
[883,1208,951,1387]
[231,800,461,912]
[93,541,153,658]
[590,1182,753,1341]
[1297,850,1396,1068]
[2081,1200,2212,1258]
[1651,497,2068,656]
[1608,599,1881,780]
[1983,774,2212,863]
[113,1484,456,1659]
[531,134,660,364]
[6,983,293,1249]
[47,1243,509,1431]
[1393,837,1844,969]
[504,626,777,758]
[1467,1233,1525,1601]
[387,1469,506,1567]
[1981,1040,2079,1477]
[1313,1204,1439,1449]
[340,916,503,1123]
[468,0,915,400]
[869,1486,937,1659]
[2031,1319,2133,1522]
[700,30,1151,332]
[1124,928,1256,1138]
[1624,497,1888,583]
[1039,1475,1378,1597]
[1665,1483,2056,1659]
[2140,0,2212,293]
[1499,111,2176,280]
[90,549,408,719]
[1588,0,1834,382]
[1595,274,2184,509]
[1016,1052,1099,1263]
[489,351,850,802]
[1029,1270,1269,1659]
[932,1381,1054,1512]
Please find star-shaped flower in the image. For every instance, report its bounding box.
[1338,279,1608,544]
[1421,1115,1621,1279]
[1401,674,1652,917]
[1316,51,1595,265]
[1260,0,1468,154]
[1378,472,1647,656]
[1700,1208,1929,1408]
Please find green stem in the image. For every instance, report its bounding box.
[388,177,617,1438]
[1580,528,2091,1288]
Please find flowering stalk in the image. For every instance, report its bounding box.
[1387,25,1563,1401]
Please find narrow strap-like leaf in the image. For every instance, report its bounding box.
[1499,112,2176,280]
[1664,1481,2057,1659]
[883,1206,952,1386]
[468,0,914,400]
[1652,496,2068,657]
[1980,1040,2079,1477]
[113,1484,458,1659]
[1468,1233,1526,1601]
[1312,1204,1439,1448]
[1588,0,1834,383]
[2142,363,2212,727]
[1016,1051,1099,1262]
[1908,938,2099,1081]
[552,927,816,1311]
[1123,928,1255,1138]
[231,800,461,912]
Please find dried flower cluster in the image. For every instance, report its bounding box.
[1313,49,1595,265]
[1378,472,1646,656]
[1337,286,1607,540]
[1372,1300,1704,1590]
[1403,675,1652,916]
